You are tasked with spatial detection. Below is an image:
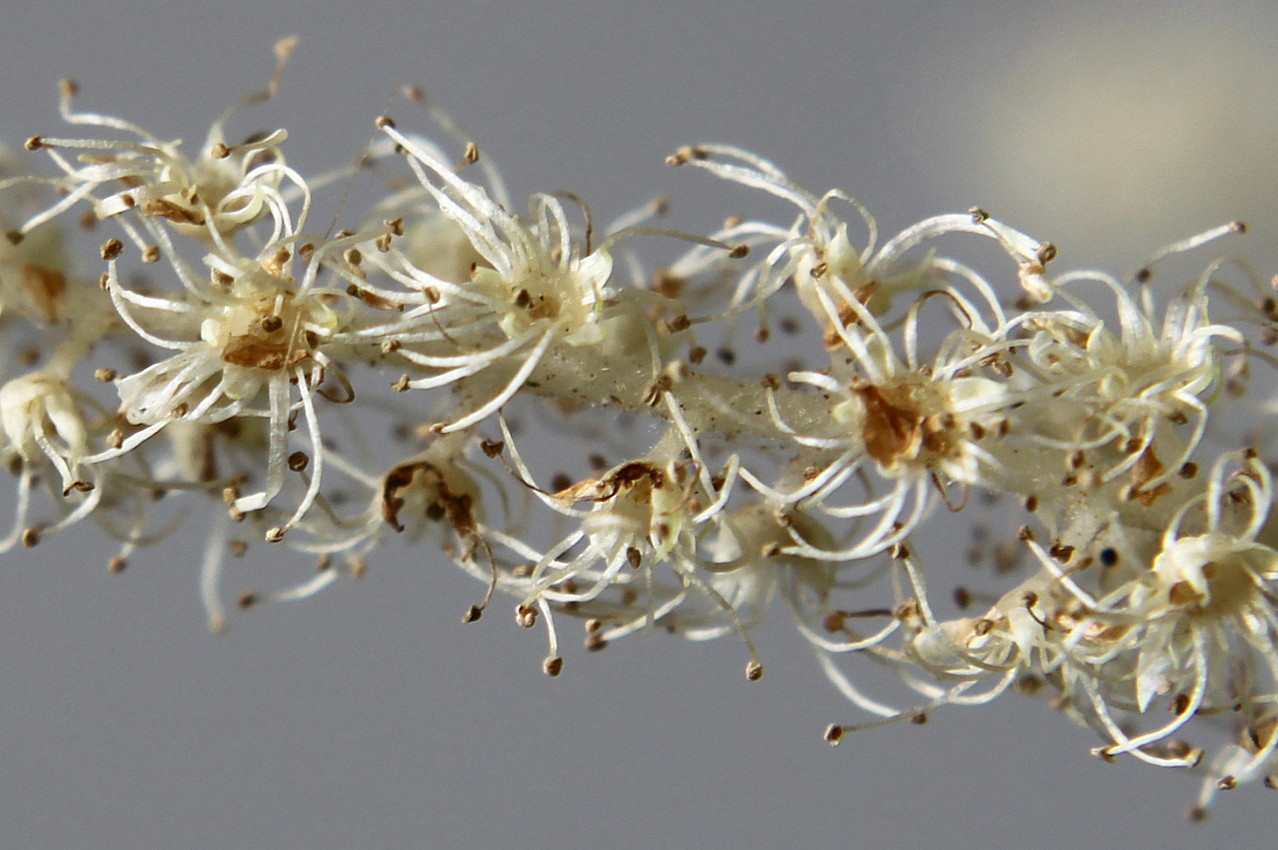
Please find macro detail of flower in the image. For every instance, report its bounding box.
[3,41,1277,821]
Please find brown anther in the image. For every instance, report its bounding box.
[94,367,117,382]
[652,269,684,298]
[1168,580,1200,606]
[1022,592,1051,629]
[1217,776,1238,791]
[210,142,231,159]
[375,115,396,129]
[824,724,845,746]
[107,556,126,573]
[375,233,393,252]
[1171,693,1192,715]
[910,713,928,725]
[516,604,538,628]
[344,248,362,266]
[745,660,763,681]
[287,451,309,472]
[260,315,284,333]
[667,314,692,333]
[1024,494,1039,512]
[728,243,749,259]
[968,207,989,223]
[24,135,43,151]
[141,245,161,263]
[542,656,564,677]
[228,539,248,557]
[974,618,994,636]
[626,547,642,569]
[100,238,124,260]
[665,145,708,165]
[21,526,40,548]
[479,439,504,458]
[953,586,971,610]
[391,374,411,393]
[237,591,258,609]
[264,527,287,543]
[1017,525,1034,542]
[1014,674,1042,696]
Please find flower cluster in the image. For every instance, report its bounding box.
[4,44,1277,818]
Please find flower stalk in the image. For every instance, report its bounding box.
[2,43,1276,817]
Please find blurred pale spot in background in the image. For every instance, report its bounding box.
[918,18,1278,269]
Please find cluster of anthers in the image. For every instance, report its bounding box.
[3,42,1278,818]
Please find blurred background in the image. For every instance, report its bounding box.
[1,1,1276,847]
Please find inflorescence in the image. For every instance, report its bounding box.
[3,42,1277,818]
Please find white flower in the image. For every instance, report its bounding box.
[664,145,1054,328]
[1011,253,1243,495]
[0,371,103,551]
[377,120,637,433]
[1022,451,1278,776]
[1,371,90,492]
[20,40,303,244]
[102,223,374,538]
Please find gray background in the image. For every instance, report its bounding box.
[2,1,1276,847]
